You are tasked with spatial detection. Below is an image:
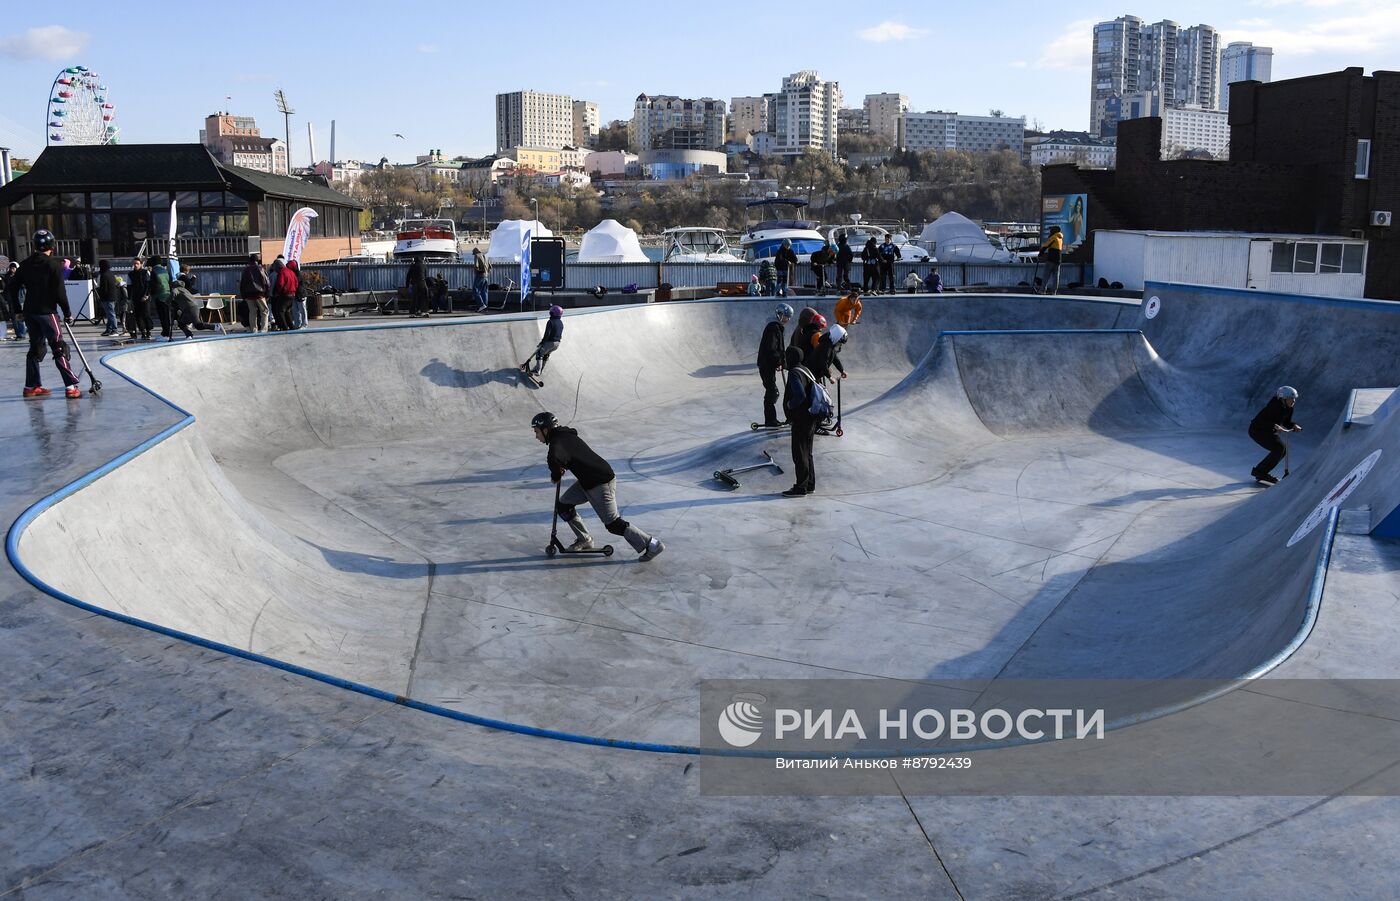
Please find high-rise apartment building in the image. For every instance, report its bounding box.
[729,96,767,141]
[769,70,841,156]
[1220,42,1273,111]
[837,108,870,136]
[1090,15,1223,136]
[863,93,909,144]
[629,95,726,151]
[573,100,600,149]
[897,111,1025,153]
[495,90,574,152]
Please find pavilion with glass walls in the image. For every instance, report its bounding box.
[0,144,363,265]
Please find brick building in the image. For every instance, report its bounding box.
[1043,68,1398,299]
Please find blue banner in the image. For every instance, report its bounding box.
[520,225,533,300]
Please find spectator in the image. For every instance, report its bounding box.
[126,257,152,340]
[95,259,121,336]
[835,235,853,291]
[2,260,27,341]
[757,258,778,297]
[774,239,798,297]
[860,236,879,292]
[877,235,901,294]
[809,242,835,294]
[269,256,297,331]
[472,248,491,311]
[927,268,944,293]
[289,260,309,329]
[239,252,270,333]
[149,256,174,339]
[406,257,430,318]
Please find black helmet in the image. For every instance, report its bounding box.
[32,229,56,252]
[530,411,557,431]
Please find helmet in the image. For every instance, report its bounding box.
[530,411,558,431]
[32,229,56,252]
[1277,386,1299,400]
[828,324,847,344]
[812,313,827,329]
[776,303,793,320]
[798,307,818,326]
[549,304,563,318]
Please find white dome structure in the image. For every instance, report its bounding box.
[577,219,649,263]
[917,212,1014,264]
[486,219,554,262]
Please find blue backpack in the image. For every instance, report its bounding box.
[795,366,834,419]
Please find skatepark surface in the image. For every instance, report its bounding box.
[6,283,1400,897]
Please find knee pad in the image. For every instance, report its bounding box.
[555,501,577,521]
[604,517,630,537]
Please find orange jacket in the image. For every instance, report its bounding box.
[835,294,862,325]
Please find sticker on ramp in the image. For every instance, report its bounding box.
[1287,449,1382,547]
[1144,296,1162,319]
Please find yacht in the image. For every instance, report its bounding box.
[392,218,458,262]
[826,215,931,262]
[739,196,825,261]
[661,227,746,263]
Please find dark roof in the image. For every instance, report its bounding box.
[0,143,362,209]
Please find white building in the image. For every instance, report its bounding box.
[863,93,908,144]
[559,146,589,171]
[629,95,726,151]
[898,111,1024,153]
[837,108,869,136]
[770,70,841,156]
[1221,42,1273,111]
[749,131,777,156]
[583,149,637,178]
[1031,134,1117,168]
[729,96,767,141]
[1095,230,1368,297]
[495,90,574,152]
[1160,106,1230,159]
[572,100,600,148]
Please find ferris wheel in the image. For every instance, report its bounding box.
[47,66,118,146]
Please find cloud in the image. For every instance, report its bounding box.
[857,21,929,42]
[1010,60,1029,69]
[1226,4,1400,55]
[1234,17,1272,27]
[0,25,90,61]
[417,43,439,54]
[1037,18,1096,70]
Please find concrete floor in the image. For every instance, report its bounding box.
[5,286,1400,898]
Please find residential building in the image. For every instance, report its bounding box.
[897,111,1025,153]
[1030,133,1117,168]
[311,159,368,188]
[495,90,574,152]
[863,93,908,144]
[1090,15,1223,136]
[559,146,588,170]
[1041,68,1400,300]
[459,155,518,192]
[729,96,767,141]
[573,100,600,148]
[1220,42,1273,111]
[629,95,726,151]
[837,108,870,136]
[1160,106,1230,159]
[201,112,288,175]
[750,131,777,156]
[410,150,464,188]
[0,143,363,264]
[769,70,841,156]
[505,146,563,173]
[583,150,638,178]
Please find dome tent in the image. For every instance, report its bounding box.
[577,219,649,263]
[917,212,1015,264]
[486,219,554,262]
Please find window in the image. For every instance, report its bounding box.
[60,192,84,210]
[11,194,32,210]
[90,192,111,209]
[1319,244,1343,274]
[113,191,146,209]
[1356,139,1371,179]
[1343,244,1364,274]
[200,191,225,208]
[34,193,60,211]
[1294,242,1317,274]
[91,213,112,241]
[1271,242,1293,273]
[175,191,199,210]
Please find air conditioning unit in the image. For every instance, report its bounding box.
[1372,211,1394,227]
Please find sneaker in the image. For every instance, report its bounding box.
[65,386,82,398]
[639,538,665,562]
[1253,470,1278,485]
[567,536,594,552]
[214,324,226,335]
[23,386,50,398]
[781,486,807,498]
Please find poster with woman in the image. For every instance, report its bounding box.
[1042,194,1087,248]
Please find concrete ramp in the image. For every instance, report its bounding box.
[13,288,1400,749]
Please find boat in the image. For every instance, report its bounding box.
[661,227,746,263]
[392,218,458,263]
[916,212,1016,264]
[577,219,649,263]
[738,195,826,261]
[825,215,931,262]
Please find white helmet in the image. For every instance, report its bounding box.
[1277,386,1299,400]
[827,324,847,344]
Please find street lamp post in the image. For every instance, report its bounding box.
[530,197,539,230]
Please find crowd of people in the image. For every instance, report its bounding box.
[750,236,943,298]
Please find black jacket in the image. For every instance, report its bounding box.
[860,239,879,262]
[836,243,854,266]
[128,266,151,302]
[774,246,798,274]
[406,259,428,296]
[806,333,846,380]
[14,253,70,318]
[757,320,785,368]
[1250,397,1296,436]
[542,316,563,344]
[240,262,270,298]
[96,271,121,303]
[547,427,615,490]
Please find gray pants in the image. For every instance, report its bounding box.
[532,340,560,373]
[560,478,651,553]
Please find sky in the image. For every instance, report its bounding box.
[0,0,1395,165]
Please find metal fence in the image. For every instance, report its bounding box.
[184,259,1093,297]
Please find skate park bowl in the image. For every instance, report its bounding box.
[10,284,1400,751]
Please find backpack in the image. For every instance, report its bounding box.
[795,365,834,419]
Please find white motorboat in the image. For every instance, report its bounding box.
[661,227,746,263]
[739,196,825,261]
[393,218,458,262]
[826,215,931,262]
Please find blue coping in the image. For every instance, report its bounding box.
[3,302,1341,757]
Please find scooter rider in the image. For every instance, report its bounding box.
[533,411,665,562]
[15,229,82,398]
[1249,386,1302,485]
[758,303,792,428]
[524,305,565,376]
